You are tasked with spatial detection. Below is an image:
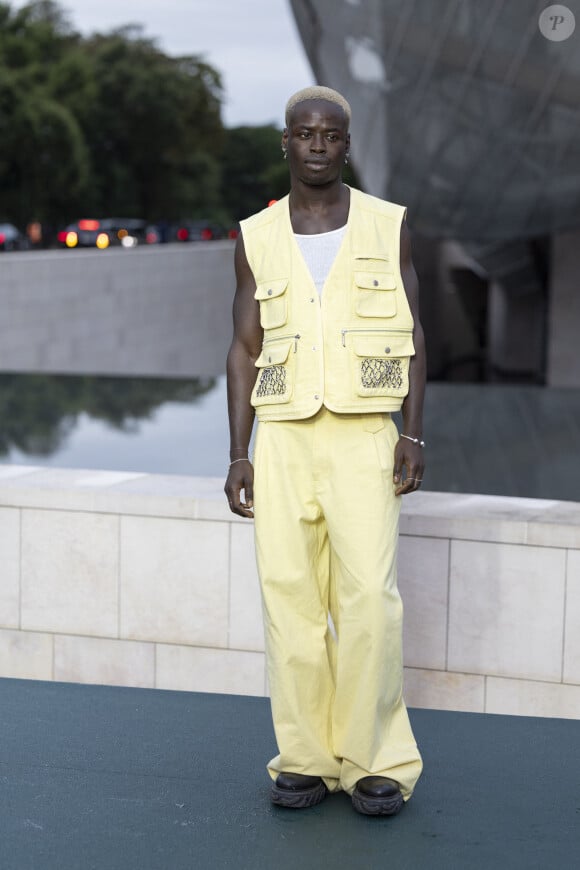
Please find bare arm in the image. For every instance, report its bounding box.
[224,233,263,518]
[393,219,427,496]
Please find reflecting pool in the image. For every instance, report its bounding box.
[0,373,579,502]
[0,372,230,478]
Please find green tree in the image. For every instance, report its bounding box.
[221,125,287,222]
[0,1,89,224]
[80,27,225,219]
[0,83,89,223]
[0,2,227,227]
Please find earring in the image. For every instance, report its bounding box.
[345,153,350,165]
[282,148,287,160]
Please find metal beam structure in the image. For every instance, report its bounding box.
[290,0,580,242]
[289,1,580,383]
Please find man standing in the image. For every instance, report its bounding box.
[225,86,425,816]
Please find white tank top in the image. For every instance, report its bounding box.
[295,225,347,297]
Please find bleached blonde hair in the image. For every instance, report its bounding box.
[285,86,351,127]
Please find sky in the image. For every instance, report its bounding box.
[10,0,314,127]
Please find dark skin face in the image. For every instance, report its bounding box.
[282,99,351,234]
[283,99,350,186]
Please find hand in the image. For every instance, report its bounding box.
[224,459,254,518]
[393,438,424,496]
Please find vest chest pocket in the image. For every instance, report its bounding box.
[348,330,415,398]
[255,279,289,329]
[354,271,397,318]
[251,336,295,407]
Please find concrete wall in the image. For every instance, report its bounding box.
[2,236,577,386]
[0,465,578,719]
[547,228,580,387]
[0,243,235,377]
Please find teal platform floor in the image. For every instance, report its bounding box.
[0,678,578,869]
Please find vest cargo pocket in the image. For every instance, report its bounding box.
[347,330,415,399]
[251,336,296,407]
[254,279,289,330]
[353,270,397,318]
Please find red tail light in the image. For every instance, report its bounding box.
[200,227,213,240]
[57,231,68,243]
[0,233,5,245]
[176,227,189,241]
[228,229,239,239]
[78,219,99,231]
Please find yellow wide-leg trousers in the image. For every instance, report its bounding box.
[253,406,423,798]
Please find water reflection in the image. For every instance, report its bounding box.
[0,373,578,502]
[0,372,227,476]
[417,383,580,503]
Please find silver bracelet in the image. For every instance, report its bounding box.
[401,434,426,448]
[229,457,250,466]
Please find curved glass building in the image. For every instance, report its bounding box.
[290,0,580,385]
[290,0,580,241]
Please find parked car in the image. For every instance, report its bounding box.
[100,218,147,248]
[131,219,238,245]
[57,218,146,249]
[57,219,109,249]
[167,219,226,243]
[0,223,26,252]
[144,223,163,244]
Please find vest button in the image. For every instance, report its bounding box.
[385,347,391,354]
[267,289,273,295]
[268,356,272,362]
[314,394,320,400]
[310,298,315,303]
[373,279,379,287]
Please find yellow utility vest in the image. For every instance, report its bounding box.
[241,186,415,422]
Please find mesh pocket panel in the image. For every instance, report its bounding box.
[256,365,287,397]
[361,358,403,390]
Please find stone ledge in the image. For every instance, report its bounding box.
[1,465,578,546]
[0,465,234,521]
[400,490,580,548]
